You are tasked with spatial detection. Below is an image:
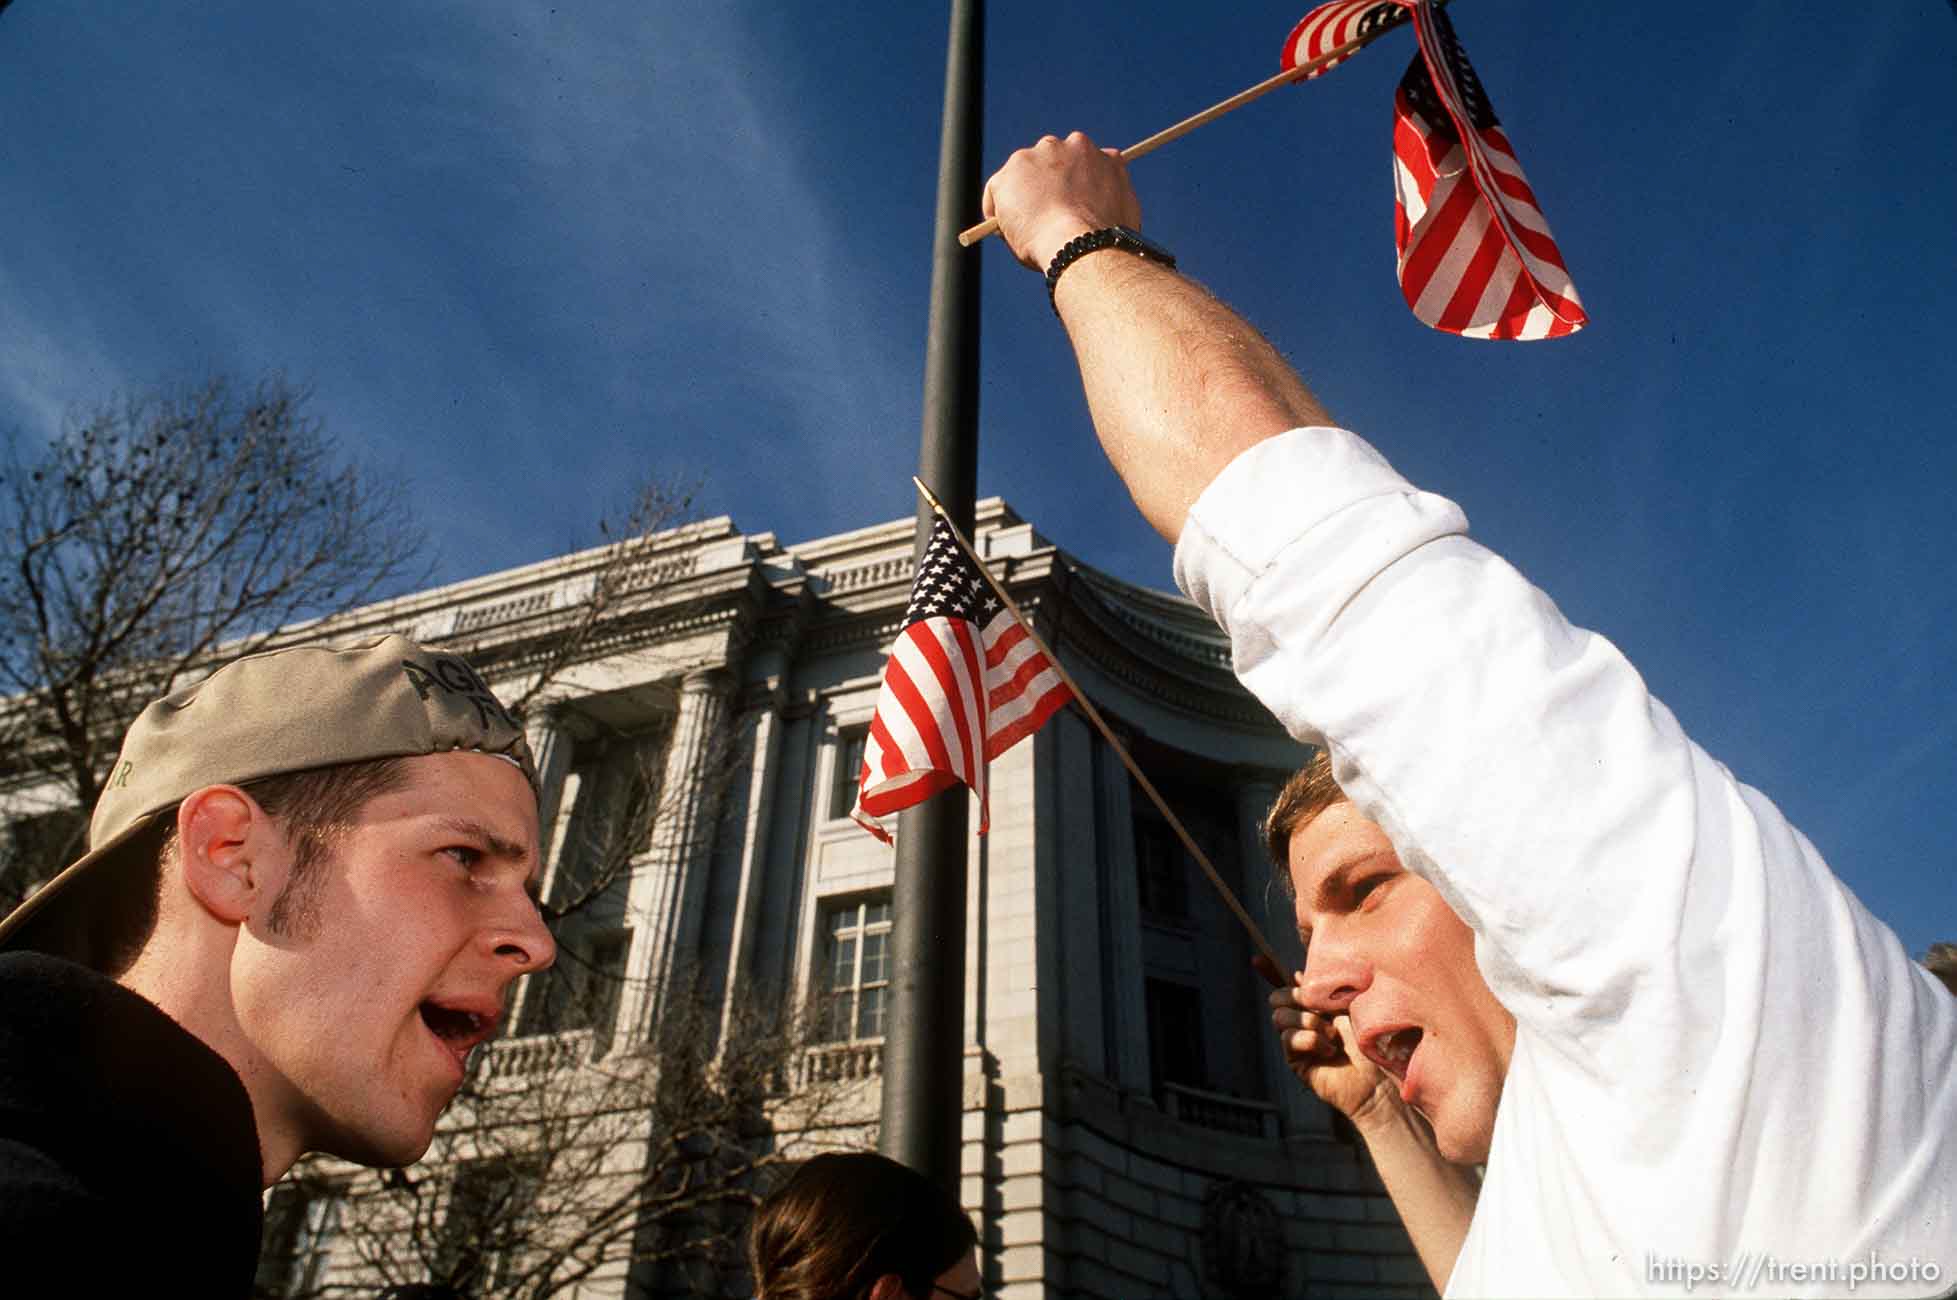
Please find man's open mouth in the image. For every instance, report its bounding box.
[419,1001,495,1059]
[1372,1026,1423,1080]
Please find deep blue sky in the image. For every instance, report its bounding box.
[3,4,1952,956]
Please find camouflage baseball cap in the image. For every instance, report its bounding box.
[0,633,537,956]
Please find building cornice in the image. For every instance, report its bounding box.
[0,497,1285,772]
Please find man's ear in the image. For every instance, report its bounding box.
[175,785,274,926]
[867,1278,910,1300]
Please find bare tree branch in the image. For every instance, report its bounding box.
[498,476,699,722]
[0,374,430,908]
[267,983,875,1300]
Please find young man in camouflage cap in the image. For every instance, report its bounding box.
[0,635,555,1292]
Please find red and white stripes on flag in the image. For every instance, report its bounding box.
[1282,0,1586,340]
[852,516,1072,843]
[1393,3,1584,338]
[1280,0,1413,81]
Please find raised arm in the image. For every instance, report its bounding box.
[981,132,1330,543]
[988,125,1955,1294]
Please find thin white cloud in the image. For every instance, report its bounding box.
[400,2,916,529]
[0,265,131,447]
[0,2,916,566]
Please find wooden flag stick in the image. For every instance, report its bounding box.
[958,14,1427,248]
[912,477,1286,970]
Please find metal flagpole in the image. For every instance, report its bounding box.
[879,0,984,1198]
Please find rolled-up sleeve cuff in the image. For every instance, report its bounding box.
[1173,427,1470,697]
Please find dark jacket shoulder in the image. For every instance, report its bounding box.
[0,951,265,1294]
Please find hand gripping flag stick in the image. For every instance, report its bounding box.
[909,477,1286,971]
[957,2,1447,248]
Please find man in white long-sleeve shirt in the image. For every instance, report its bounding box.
[981,131,1955,1298]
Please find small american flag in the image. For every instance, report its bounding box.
[852,516,1072,843]
[1282,0,1586,340]
[1280,0,1412,81]
[1394,3,1584,339]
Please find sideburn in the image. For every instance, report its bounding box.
[263,829,335,940]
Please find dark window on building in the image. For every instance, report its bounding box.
[1132,775,1240,925]
[516,726,663,1043]
[551,730,664,911]
[1,805,86,913]
[519,924,631,1048]
[829,726,868,820]
[817,894,892,1042]
[1134,812,1192,920]
[1145,977,1208,1094]
[582,928,631,1043]
[256,1177,341,1296]
[433,1158,541,1294]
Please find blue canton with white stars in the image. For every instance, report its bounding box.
[904,517,1003,629]
[1401,5,1499,139]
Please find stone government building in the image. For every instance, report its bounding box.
[6,499,1436,1298]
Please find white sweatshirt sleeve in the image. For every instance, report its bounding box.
[1174,427,1953,1294]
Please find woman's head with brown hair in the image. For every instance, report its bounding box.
[749,1152,980,1300]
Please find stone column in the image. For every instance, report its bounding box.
[1093,726,1150,1093]
[1051,709,1107,1074]
[525,705,576,879]
[716,654,790,1050]
[622,666,734,1041]
[507,707,577,1034]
